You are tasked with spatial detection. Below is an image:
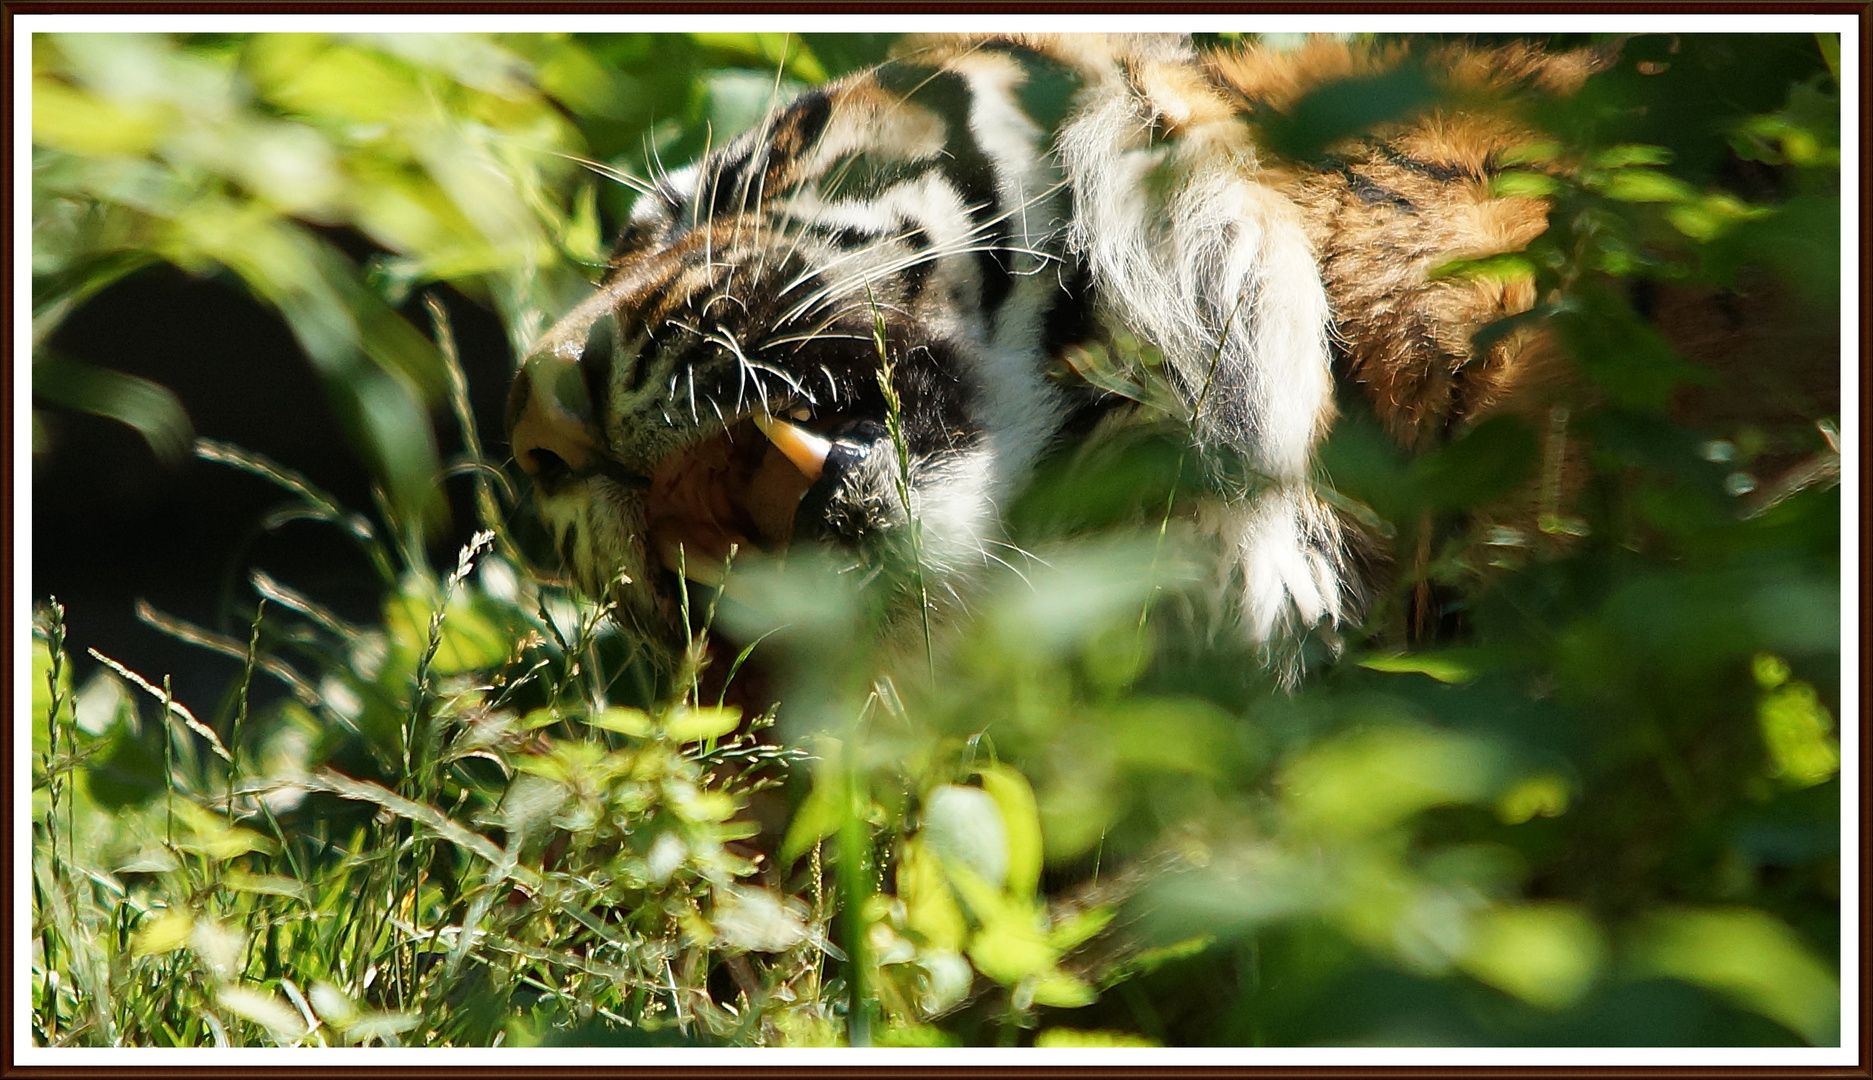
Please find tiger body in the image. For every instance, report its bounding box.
[507,34,1598,669]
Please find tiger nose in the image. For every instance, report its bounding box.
[507,346,601,484]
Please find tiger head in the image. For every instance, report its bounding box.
[506,49,1095,662]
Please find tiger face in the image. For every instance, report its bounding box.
[507,34,1596,669]
[508,45,1098,659]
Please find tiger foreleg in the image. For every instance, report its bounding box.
[1059,85,1346,661]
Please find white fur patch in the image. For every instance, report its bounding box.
[1053,58,1343,649]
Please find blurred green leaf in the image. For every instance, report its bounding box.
[1259,60,1438,162]
[1592,168,1699,204]
[1427,252,1536,285]
[923,784,1009,892]
[1411,415,1538,511]
[170,799,277,860]
[1035,1027,1157,1047]
[383,578,511,676]
[1707,196,1840,314]
[33,355,193,464]
[663,705,741,744]
[690,33,826,84]
[1358,651,1480,685]
[898,836,968,952]
[1632,908,1839,1045]
[1589,144,1673,169]
[131,908,193,958]
[779,740,847,867]
[1495,772,1571,825]
[588,707,653,738]
[1756,677,1838,787]
[1556,288,1711,412]
[1490,169,1562,198]
[31,75,173,156]
[1458,903,1604,1009]
[1282,726,1506,837]
[975,764,1042,902]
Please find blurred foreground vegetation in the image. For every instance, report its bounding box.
[30,31,1842,1048]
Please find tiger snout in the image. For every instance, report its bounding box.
[506,290,928,641]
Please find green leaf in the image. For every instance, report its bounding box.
[1633,907,1839,1045]
[975,764,1043,901]
[589,706,652,737]
[131,908,194,957]
[33,355,193,464]
[383,580,510,676]
[1106,697,1238,779]
[1411,415,1538,511]
[1758,679,1838,787]
[250,38,424,125]
[1027,972,1097,1009]
[1457,903,1604,1009]
[1047,905,1116,953]
[1589,143,1674,169]
[221,871,312,902]
[1495,772,1571,825]
[1496,140,1562,166]
[172,799,278,860]
[1666,191,1768,241]
[779,745,845,867]
[1427,252,1536,286]
[964,909,1057,987]
[1036,1027,1155,1047]
[1358,653,1469,684]
[1556,288,1711,412]
[1708,195,1839,314]
[533,39,639,120]
[1282,726,1506,837]
[1593,168,1698,203]
[688,32,826,84]
[520,707,564,731]
[662,705,741,744]
[1489,171,1561,198]
[1260,61,1438,161]
[1359,651,1481,685]
[31,76,173,155]
[563,180,603,264]
[898,836,968,952]
[671,788,739,824]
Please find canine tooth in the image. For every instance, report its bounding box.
[752,412,830,481]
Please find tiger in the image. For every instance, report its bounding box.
[505,33,1610,675]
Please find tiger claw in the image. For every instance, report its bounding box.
[752,411,831,482]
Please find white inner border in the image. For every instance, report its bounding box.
[13,11,1862,1069]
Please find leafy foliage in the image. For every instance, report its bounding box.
[31,31,1841,1049]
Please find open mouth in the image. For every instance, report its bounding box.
[645,411,834,586]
